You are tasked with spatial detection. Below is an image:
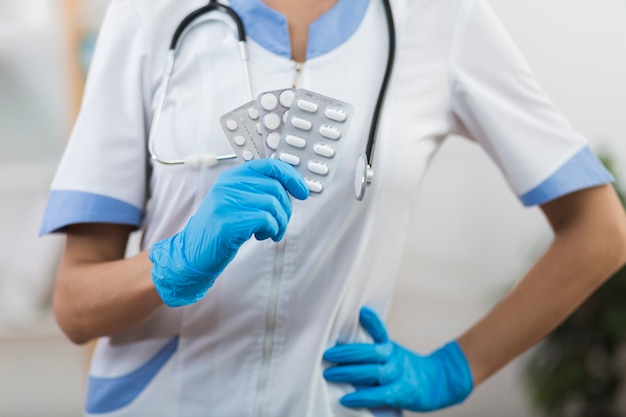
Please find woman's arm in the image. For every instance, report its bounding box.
[323,184,626,412]
[53,223,163,345]
[53,160,310,345]
[457,183,626,385]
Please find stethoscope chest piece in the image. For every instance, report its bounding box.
[354,153,374,201]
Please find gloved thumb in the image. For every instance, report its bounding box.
[246,159,309,200]
[359,307,390,344]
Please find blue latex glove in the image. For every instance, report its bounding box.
[323,307,474,412]
[149,159,309,307]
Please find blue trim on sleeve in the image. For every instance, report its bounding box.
[86,336,179,414]
[520,146,614,206]
[39,190,142,235]
[229,0,369,60]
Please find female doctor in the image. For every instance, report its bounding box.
[41,0,626,415]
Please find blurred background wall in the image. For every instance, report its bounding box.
[0,0,623,416]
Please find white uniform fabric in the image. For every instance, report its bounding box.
[41,0,612,416]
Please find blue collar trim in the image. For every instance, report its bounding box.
[229,0,370,60]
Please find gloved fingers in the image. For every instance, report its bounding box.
[252,219,279,241]
[339,385,395,409]
[240,193,290,241]
[359,307,389,344]
[223,208,281,242]
[323,362,399,386]
[323,342,393,364]
[245,159,309,200]
[217,178,292,221]
[211,183,290,241]
[247,209,286,242]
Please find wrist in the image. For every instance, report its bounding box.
[149,235,219,307]
[431,341,474,406]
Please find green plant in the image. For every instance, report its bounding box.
[524,156,626,417]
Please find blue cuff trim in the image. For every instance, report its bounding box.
[229,0,369,60]
[520,147,614,206]
[86,336,179,414]
[39,190,142,235]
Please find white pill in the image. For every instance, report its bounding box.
[282,110,289,124]
[291,117,312,131]
[260,93,278,111]
[248,106,259,120]
[313,143,335,158]
[296,99,318,113]
[279,90,295,107]
[263,113,281,130]
[226,119,238,131]
[325,108,347,122]
[305,179,323,193]
[307,161,329,176]
[256,123,263,134]
[279,152,300,166]
[319,125,341,140]
[285,134,306,148]
[266,132,281,150]
[242,150,254,161]
[234,135,246,146]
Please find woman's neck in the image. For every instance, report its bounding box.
[262,0,339,62]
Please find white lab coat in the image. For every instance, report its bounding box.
[41,0,611,415]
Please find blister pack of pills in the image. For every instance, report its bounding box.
[256,88,295,156]
[219,100,265,162]
[273,89,354,194]
[220,88,354,195]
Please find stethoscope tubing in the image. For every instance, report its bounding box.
[148,0,397,195]
[149,1,249,166]
[365,0,395,166]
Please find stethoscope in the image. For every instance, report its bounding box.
[148,0,396,201]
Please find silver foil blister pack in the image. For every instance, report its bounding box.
[274,89,354,194]
[219,100,265,162]
[220,88,354,195]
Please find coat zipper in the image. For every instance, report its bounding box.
[254,239,287,417]
[253,61,303,417]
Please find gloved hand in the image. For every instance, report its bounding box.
[323,307,473,412]
[149,159,309,307]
